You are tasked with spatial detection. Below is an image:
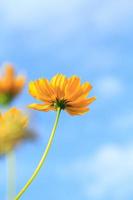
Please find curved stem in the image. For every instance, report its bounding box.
[7,150,16,200]
[15,108,61,200]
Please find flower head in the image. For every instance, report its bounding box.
[0,64,25,105]
[28,74,96,115]
[0,108,34,155]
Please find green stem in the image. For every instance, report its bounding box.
[7,151,16,200]
[15,108,61,200]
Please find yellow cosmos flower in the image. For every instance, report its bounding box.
[0,108,33,155]
[15,74,96,200]
[28,74,96,115]
[0,64,25,105]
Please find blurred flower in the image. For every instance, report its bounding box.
[0,64,25,105]
[0,108,35,155]
[28,74,96,115]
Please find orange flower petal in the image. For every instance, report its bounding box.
[39,79,56,100]
[68,97,96,107]
[65,76,81,98]
[66,107,90,116]
[5,64,15,78]
[81,82,92,96]
[35,80,52,100]
[50,74,68,98]
[14,76,25,94]
[66,106,89,112]
[29,81,51,102]
[28,103,52,111]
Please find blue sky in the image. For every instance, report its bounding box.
[0,0,133,200]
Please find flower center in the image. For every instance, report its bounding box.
[53,99,67,110]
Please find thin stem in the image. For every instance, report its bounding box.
[15,108,61,200]
[7,151,16,200]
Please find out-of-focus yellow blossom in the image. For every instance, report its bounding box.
[0,108,34,155]
[28,74,96,115]
[0,64,25,105]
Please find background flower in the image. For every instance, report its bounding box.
[0,64,25,106]
[0,108,35,155]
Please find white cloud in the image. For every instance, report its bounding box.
[96,77,124,98]
[57,144,133,199]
